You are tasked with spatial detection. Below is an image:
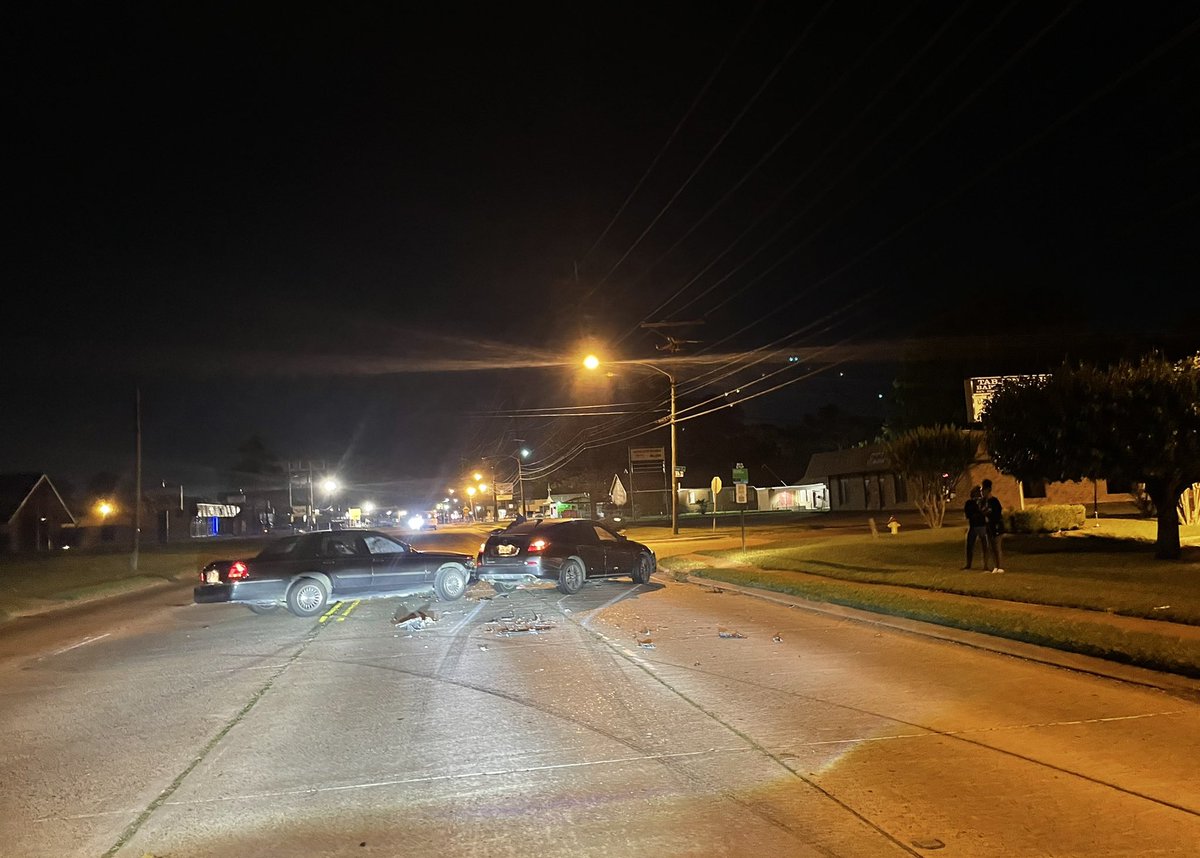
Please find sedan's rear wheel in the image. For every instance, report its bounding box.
[286,578,329,617]
[557,560,586,595]
[632,553,654,585]
[434,565,468,601]
[247,603,279,615]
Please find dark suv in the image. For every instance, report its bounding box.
[476,518,655,595]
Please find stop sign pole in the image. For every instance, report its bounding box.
[710,476,722,530]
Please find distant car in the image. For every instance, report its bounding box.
[194,529,475,617]
[476,518,655,595]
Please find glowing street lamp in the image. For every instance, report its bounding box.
[584,353,679,535]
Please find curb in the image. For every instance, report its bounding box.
[680,574,1200,702]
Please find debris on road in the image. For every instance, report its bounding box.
[772,633,782,642]
[717,628,746,639]
[486,613,557,636]
[393,607,437,630]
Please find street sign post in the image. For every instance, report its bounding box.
[710,476,722,530]
[733,465,749,551]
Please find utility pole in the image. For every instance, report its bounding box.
[132,387,142,571]
[288,460,326,530]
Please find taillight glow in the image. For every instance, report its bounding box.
[228,561,249,579]
[527,539,546,553]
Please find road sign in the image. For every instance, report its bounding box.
[732,465,749,483]
[610,475,628,506]
[710,476,722,495]
[735,482,748,504]
[630,447,665,462]
[674,465,686,478]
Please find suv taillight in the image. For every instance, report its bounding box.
[228,561,249,579]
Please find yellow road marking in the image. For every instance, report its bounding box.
[318,600,361,623]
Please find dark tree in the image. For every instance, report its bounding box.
[983,353,1200,560]
[885,426,984,528]
[230,434,283,484]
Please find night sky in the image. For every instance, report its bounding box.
[6,1,1198,504]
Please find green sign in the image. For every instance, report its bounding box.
[732,465,748,483]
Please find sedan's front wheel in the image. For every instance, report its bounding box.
[557,560,586,595]
[286,578,329,617]
[434,565,468,601]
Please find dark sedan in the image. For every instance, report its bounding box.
[194,529,476,617]
[476,518,655,595]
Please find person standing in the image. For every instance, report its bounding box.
[981,478,1004,573]
[962,485,990,570]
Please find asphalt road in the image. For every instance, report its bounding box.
[0,532,1197,856]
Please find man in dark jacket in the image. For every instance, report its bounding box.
[963,485,990,570]
[981,479,1004,573]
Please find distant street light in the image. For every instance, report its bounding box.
[584,354,679,535]
[483,447,532,517]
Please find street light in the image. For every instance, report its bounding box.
[583,354,679,535]
[482,447,532,518]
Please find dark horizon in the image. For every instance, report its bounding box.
[6,2,1197,499]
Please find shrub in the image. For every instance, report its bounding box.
[1008,504,1086,533]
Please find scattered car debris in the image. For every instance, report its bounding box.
[485,613,557,636]
[1152,605,1171,610]
[636,634,655,648]
[704,586,725,593]
[393,607,437,630]
[772,633,782,642]
[717,628,746,639]
[478,644,489,651]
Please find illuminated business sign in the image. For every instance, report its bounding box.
[964,374,1051,423]
[197,503,240,518]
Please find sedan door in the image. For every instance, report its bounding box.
[317,534,373,597]
[362,533,428,594]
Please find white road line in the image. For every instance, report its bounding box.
[578,586,642,629]
[44,633,110,658]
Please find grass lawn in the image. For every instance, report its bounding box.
[0,537,270,621]
[658,518,1200,677]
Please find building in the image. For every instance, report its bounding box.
[800,441,1134,516]
[0,473,77,553]
[799,447,910,513]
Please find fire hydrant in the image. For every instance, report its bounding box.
[887,515,901,535]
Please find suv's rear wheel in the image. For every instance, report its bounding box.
[434,564,468,601]
[491,581,518,594]
[632,553,653,585]
[557,560,585,595]
[287,578,329,617]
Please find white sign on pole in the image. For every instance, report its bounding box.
[735,482,748,504]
